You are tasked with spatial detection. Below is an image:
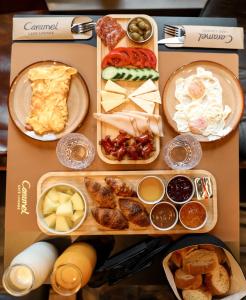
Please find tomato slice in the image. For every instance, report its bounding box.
[127,48,145,68]
[101,52,130,68]
[138,48,157,69]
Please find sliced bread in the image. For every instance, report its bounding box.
[170,246,198,268]
[199,245,226,264]
[205,264,230,296]
[183,249,218,275]
[182,289,212,300]
[174,268,202,290]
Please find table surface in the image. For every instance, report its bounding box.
[4,15,240,284]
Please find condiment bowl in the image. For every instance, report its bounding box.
[179,201,208,231]
[137,176,165,205]
[36,183,87,235]
[150,201,178,231]
[127,17,153,44]
[166,175,195,205]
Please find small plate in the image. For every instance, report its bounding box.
[8,61,89,141]
[162,60,244,142]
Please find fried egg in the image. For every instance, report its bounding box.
[173,67,231,139]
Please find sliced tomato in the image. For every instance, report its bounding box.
[127,48,145,68]
[101,52,130,68]
[136,49,152,68]
[138,48,157,69]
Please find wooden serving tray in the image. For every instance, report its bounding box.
[37,170,217,235]
[96,14,160,164]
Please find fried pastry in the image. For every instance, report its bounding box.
[91,207,128,229]
[118,198,150,227]
[105,177,137,197]
[84,177,116,209]
[26,65,77,135]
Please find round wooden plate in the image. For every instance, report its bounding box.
[162,61,244,142]
[8,61,89,141]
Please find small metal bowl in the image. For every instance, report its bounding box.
[127,17,153,44]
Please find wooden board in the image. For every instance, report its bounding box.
[37,170,217,235]
[96,14,160,164]
[162,60,244,142]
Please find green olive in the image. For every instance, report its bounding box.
[138,36,144,41]
[137,28,144,35]
[144,30,151,39]
[130,32,141,41]
[138,21,147,30]
[129,23,138,32]
[144,23,150,31]
[136,18,143,23]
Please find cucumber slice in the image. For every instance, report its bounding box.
[113,68,125,80]
[151,70,159,81]
[121,68,131,80]
[102,67,119,81]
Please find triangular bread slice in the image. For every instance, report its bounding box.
[129,96,155,114]
[93,113,137,136]
[129,79,157,97]
[104,80,126,95]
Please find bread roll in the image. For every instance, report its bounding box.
[182,289,212,300]
[205,264,230,296]
[183,249,218,275]
[199,245,226,264]
[174,268,202,290]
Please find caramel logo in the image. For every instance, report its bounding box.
[17,180,31,215]
[198,33,232,43]
[24,22,59,31]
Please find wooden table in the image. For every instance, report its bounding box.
[4,16,240,284]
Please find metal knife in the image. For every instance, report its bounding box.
[158,36,185,44]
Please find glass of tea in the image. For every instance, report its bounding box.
[163,134,202,170]
[56,133,95,169]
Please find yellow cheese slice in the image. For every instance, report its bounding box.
[129,96,155,114]
[104,80,126,95]
[101,91,125,102]
[130,79,157,97]
[136,91,161,104]
[101,98,126,112]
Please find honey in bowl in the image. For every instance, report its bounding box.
[179,201,207,230]
[138,176,165,204]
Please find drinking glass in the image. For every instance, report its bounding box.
[163,134,202,170]
[56,133,95,169]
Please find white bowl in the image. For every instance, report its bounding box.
[137,176,165,205]
[150,201,178,231]
[166,175,195,205]
[179,201,208,231]
[36,183,87,235]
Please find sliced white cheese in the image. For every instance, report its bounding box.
[101,98,126,112]
[136,91,161,104]
[104,80,126,95]
[129,96,155,114]
[94,113,137,136]
[130,79,157,97]
[101,90,125,102]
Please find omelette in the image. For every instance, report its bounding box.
[173,67,231,139]
[26,65,77,135]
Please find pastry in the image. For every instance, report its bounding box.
[105,177,137,197]
[91,207,128,229]
[118,198,150,227]
[84,177,116,209]
[26,65,77,135]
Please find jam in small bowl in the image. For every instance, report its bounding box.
[179,201,207,230]
[166,175,194,205]
[150,202,178,231]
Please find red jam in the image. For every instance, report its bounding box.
[167,176,193,203]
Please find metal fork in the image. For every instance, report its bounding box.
[71,21,96,34]
[163,24,186,37]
